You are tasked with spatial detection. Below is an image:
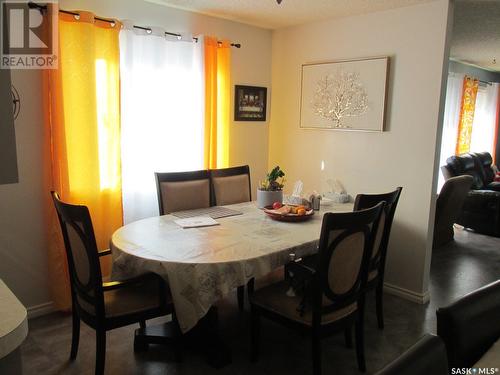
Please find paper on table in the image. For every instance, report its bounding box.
[174,216,220,229]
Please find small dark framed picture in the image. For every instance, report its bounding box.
[234,85,267,121]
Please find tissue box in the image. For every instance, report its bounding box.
[331,192,350,203]
[284,195,303,205]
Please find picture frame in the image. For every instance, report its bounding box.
[234,85,267,121]
[300,56,389,132]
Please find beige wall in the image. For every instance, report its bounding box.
[0,69,51,314]
[0,0,272,314]
[269,1,450,299]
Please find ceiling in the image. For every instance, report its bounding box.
[144,0,435,30]
[451,0,500,72]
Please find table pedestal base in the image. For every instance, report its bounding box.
[133,307,232,368]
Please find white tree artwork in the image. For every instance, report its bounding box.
[311,70,369,128]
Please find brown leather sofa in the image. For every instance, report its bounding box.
[442,152,500,236]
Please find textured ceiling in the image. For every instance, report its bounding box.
[451,0,500,72]
[144,0,435,29]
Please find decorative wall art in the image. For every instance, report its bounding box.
[234,85,267,121]
[300,56,389,131]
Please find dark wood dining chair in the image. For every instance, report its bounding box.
[209,165,251,206]
[210,165,251,310]
[155,169,211,215]
[51,191,175,375]
[353,187,402,329]
[249,202,385,375]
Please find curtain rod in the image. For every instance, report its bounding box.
[27,2,241,48]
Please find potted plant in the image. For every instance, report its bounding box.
[257,166,285,208]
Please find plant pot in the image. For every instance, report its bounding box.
[257,189,283,209]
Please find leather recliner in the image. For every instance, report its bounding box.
[436,280,500,369]
[442,152,500,236]
[374,334,449,375]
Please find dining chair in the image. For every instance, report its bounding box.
[155,169,211,215]
[249,202,385,375]
[51,192,176,375]
[210,165,251,310]
[209,165,251,206]
[353,187,402,329]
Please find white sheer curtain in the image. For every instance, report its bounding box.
[470,82,499,154]
[120,22,204,223]
[438,72,464,191]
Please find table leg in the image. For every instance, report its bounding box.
[134,306,232,368]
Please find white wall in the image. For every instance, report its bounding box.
[0,0,272,314]
[269,1,451,300]
[0,69,51,314]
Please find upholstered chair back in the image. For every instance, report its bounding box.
[155,170,211,215]
[353,187,402,276]
[210,165,251,206]
[316,202,384,311]
[51,191,104,317]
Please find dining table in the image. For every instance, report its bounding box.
[110,200,352,365]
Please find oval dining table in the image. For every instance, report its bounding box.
[110,201,352,365]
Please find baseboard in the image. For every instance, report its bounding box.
[383,282,430,304]
[27,301,55,319]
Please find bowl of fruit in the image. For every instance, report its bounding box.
[263,202,314,222]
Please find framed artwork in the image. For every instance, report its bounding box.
[234,85,267,121]
[300,56,389,131]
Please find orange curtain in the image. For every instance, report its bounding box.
[43,11,123,310]
[492,85,500,163]
[456,76,479,155]
[204,36,231,169]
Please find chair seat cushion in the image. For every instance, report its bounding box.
[78,277,168,318]
[104,278,167,318]
[486,181,500,192]
[250,281,357,326]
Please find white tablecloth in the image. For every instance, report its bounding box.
[111,201,352,332]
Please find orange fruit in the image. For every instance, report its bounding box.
[297,208,306,216]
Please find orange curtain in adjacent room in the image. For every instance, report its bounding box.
[204,36,231,169]
[493,85,500,163]
[43,11,123,310]
[456,76,479,155]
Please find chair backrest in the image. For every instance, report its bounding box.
[51,191,105,318]
[435,176,473,230]
[155,170,211,215]
[473,152,495,185]
[374,334,449,375]
[353,187,402,276]
[316,202,384,313]
[210,165,251,206]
